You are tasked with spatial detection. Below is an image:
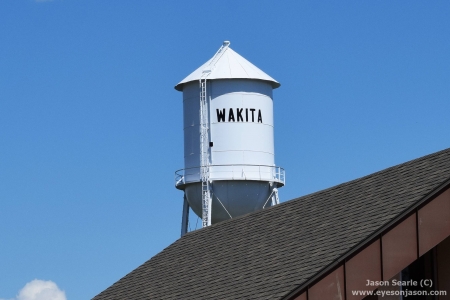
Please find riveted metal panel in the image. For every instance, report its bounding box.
[184,181,272,223]
[293,292,307,300]
[183,82,201,171]
[209,79,275,167]
[308,265,345,300]
[182,79,275,173]
[346,239,382,300]
[181,78,281,223]
[418,188,450,256]
[437,236,450,299]
[376,272,402,300]
[175,45,280,91]
[382,213,418,280]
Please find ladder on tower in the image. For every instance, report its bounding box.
[199,41,230,228]
[199,77,212,227]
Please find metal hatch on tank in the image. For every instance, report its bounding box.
[174,41,285,235]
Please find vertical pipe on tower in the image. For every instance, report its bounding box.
[181,195,189,237]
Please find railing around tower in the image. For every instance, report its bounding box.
[175,164,285,189]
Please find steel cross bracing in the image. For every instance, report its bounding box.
[198,41,230,228]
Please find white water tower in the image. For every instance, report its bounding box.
[175,41,285,235]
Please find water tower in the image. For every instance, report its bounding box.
[175,41,285,236]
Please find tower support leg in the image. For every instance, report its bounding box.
[181,194,189,237]
[271,187,279,206]
[202,187,212,227]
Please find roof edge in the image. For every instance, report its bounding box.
[174,78,281,91]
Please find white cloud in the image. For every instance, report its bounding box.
[1,280,66,300]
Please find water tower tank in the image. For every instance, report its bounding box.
[175,41,285,229]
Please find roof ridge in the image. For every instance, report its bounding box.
[181,147,450,235]
[288,147,450,202]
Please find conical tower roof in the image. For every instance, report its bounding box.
[175,42,280,91]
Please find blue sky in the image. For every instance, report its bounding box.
[1,1,449,299]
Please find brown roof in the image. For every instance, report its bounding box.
[93,148,450,300]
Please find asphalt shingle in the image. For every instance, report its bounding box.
[93,148,450,300]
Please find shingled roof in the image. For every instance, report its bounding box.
[93,148,450,300]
